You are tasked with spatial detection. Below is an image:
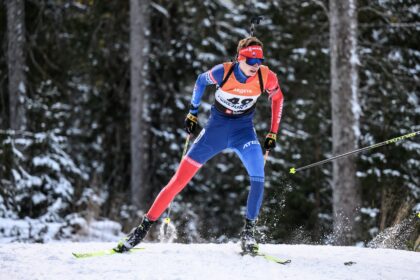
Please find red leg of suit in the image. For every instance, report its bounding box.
[146,156,202,221]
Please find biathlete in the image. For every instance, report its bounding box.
[115,36,284,254]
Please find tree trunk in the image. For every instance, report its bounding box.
[379,187,391,231]
[129,0,150,208]
[329,0,361,245]
[7,0,27,131]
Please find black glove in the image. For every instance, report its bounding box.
[264,132,277,151]
[184,112,198,134]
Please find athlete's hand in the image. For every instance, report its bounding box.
[184,112,198,134]
[264,132,277,151]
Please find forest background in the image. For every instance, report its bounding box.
[0,0,419,250]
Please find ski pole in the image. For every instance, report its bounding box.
[264,150,269,166]
[289,131,420,175]
[181,134,191,161]
[164,134,191,229]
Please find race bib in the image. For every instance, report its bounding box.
[215,88,259,112]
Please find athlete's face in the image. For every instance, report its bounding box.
[239,59,262,77]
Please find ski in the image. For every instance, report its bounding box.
[73,246,290,264]
[241,251,291,265]
[72,247,145,259]
[258,252,291,264]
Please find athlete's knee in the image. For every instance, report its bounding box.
[164,173,189,196]
[249,172,264,185]
[239,149,264,177]
[163,157,201,195]
[163,176,183,197]
[250,176,264,185]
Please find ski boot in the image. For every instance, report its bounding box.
[240,219,259,255]
[114,216,154,253]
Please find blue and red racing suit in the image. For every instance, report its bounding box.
[147,62,284,221]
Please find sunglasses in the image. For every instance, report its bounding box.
[245,57,264,66]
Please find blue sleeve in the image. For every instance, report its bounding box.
[190,64,225,114]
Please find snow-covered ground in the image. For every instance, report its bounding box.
[0,242,419,280]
